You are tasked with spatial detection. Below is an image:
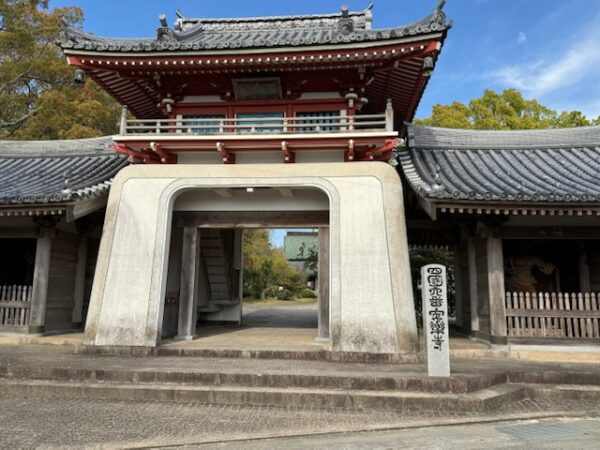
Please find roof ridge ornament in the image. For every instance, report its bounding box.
[436,0,446,10]
[338,4,355,35]
[157,14,175,41]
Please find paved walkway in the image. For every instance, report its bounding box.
[194,417,600,449]
[0,392,598,449]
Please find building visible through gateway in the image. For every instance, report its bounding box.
[1,1,600,354]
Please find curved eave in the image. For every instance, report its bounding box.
[60,31,446,58]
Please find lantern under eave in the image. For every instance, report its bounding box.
[58,4,451,164]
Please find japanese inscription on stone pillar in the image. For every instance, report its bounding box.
[421,264,450,377]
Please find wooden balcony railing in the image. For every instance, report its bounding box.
[0,285,32,329]
[505,291,600,339]
[118,105,395,137]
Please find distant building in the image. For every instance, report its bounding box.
[284,231,318,288]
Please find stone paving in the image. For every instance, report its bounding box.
[192,417,600,449]
[0,393,598,449]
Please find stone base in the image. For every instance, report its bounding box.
[174,335,197,341]
[28,325,44,334]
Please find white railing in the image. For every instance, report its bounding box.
[505,291,600,339]
[0,285,32,328]
[119,107,394,137]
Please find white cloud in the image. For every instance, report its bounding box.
[491,23,600,97]
[517,32,527,45]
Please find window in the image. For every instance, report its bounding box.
[296,111,340,132]
[236,113,284,133]
[181,115,225,134]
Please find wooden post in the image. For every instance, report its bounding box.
[71,237,88,328]
[453,245,464,329]
[119,106,128,135]
[385,98,394,131]
[487,235,507,344]
[29,229,53,334]
[467,237,480,332]
[176,227,200,340]
[579,240,591,292]
[317,227,330,340]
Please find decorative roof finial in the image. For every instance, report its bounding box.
[366,2,374,10]
[436,0,446,10]
[159,14,168,27]
[341,4,349,18]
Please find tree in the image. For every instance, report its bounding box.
[297,241,318,274]
[417,89,600,130]
[0,0,120,139]
[243,229,306,299]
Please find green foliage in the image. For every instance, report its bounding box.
[243,229,306,299]
[275,288,293,301]
[417,89,600,130]
[299,288,317,299]
[0,0,119,139]
[297,241,318,273]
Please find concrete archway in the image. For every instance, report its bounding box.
[83,163,417,354]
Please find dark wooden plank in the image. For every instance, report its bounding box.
[174,211,329,228]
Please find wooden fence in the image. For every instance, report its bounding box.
[0,285,32,328]
[505,292,600,339]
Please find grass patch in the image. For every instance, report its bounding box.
[243,297,318,307]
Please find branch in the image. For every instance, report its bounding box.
[0,108,39,130]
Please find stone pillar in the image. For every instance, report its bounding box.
[29,229,54,334]
[71,237,88,328]
[176,227,200,340]
[487,235,507,344]
[317,226,330,340]
[467,237,480,333]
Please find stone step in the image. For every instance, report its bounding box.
[213,300,240,306]
[206,266,227,275]
[0,365,502,394]
[198,305,222,313]
[0,377,533,413]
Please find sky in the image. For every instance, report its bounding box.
[47,0,600,246]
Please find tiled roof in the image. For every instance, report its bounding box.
[0,137,128,206]
[58,5,451,53]
[400,124,600,203]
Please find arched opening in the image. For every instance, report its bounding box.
[160,186,330,348]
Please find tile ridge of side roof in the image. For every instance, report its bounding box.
[0,136,118,158]
[406,123,600,150]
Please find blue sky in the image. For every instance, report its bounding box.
[50,0,600,120]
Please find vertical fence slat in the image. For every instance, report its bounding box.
[590,292,600,338]
[0,284,33,328]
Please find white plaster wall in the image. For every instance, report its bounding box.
[84,163,417,354]
[174,188,328,212]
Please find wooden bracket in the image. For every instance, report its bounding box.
[149,142,177,164]
[360,138,400,160]
[281,141,295,163]
[216,142,235,164]
[112,143,160,164]
[345,139,355,161]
